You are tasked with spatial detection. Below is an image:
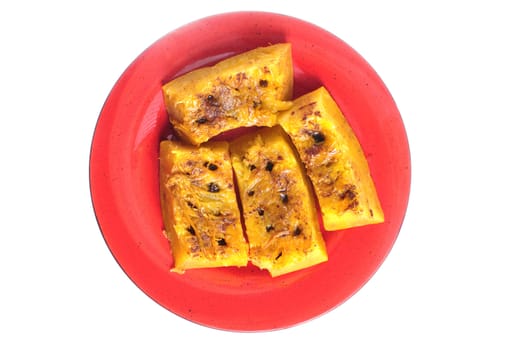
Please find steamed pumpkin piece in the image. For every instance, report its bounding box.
[162,43,294,145]
[159,139,248,273]
[278,87,384,231]
[230,126,327,277]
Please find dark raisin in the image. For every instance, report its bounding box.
[339,185,357,200]
[186,201,197,209]
[247,190,255,197]
[259,79,268,87]
[249,164,256,171]
[257,207,264,216]
[312,131,325,143]
[196,117,208,124]
[186,226,196,235]
[266,224,274,232]
[207,163,218,171]
[252,100,261,108]
[280,193,288,204]
[217,238,227,246]
[293,226,302,236]
[203,161,209,167]
[208,182,220,193]
[206,94,220,107]
[265,161,274,172]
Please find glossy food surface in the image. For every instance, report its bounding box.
[162,43,293,145]
[90,11,410,331]
[230,126,327,277]
[159,140,248,273]
[279,87,384,230]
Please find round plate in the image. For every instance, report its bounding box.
[90,11,410,331]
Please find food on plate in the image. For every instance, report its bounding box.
[162,43,294,145]
[278,87,384,231]
[159,139,248,273]
[159,43,385,277]
[230,126,328,277]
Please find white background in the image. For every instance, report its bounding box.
[1,0,526,348]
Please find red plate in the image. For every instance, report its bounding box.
[90,11,410,331]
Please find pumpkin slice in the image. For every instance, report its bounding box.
[278,87,384,231]
[230,126,327,277]
[159,139,248,273]
[162,43,293,145]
